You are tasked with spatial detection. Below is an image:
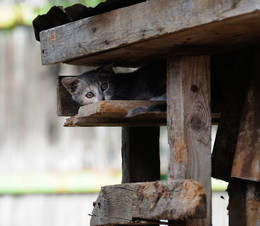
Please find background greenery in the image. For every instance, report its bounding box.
[0,0,106,29]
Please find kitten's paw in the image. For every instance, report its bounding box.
[126,107,147,117]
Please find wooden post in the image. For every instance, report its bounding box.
[211,50,252,181]
[228,49,260,226]
[228,180,260,226]
[121,127,160,226]
[121,127,160,183]
[167,56,212,226]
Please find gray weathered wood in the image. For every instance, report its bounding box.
[40,0,260,66]
[167,56,211,226]
[231,50,260,182]
[90,180,206,225]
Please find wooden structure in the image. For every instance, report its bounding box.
[37,0,260,225]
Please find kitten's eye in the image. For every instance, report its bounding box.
[86,92,94,98]
[101,83,108,91]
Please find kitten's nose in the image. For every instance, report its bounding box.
[98,95,105,101]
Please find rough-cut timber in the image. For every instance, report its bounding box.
[212,50,252,182]
[40,0,260,66]
[63,100,166,127]
[231,50,260,182]
[167,56,211,226]
[57,76,80,116]
[228,180,260,226]
[90,180,206,226]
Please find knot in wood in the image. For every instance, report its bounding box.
[190,115,205,131]
[191,85,198,92]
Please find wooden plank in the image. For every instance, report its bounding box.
[57,76,221,123]
[228,180,260,226]
[231,50,260,182]
[167,56,211,226]
[228,180,247,226]
[57,76,81,116]
[77,100,165,118]
[246,182,260,226]
[40,0,260,66]
[121,127,160,183]
[211,50,252,181]
[64,115,166,127]
[90,180,206,225]
[63,100,166,127]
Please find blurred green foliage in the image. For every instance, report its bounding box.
[0,0,106,30]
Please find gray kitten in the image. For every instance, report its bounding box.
[61,62,166,116]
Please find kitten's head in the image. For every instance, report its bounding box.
[61,65,115,105]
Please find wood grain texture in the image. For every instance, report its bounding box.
[90,180,206,225]
[245,182,260,226]
[167,56,211,226]
[228,180,260,226]
[77,100,165,118]
[231,50,260,182]
[62,101,166,126]
[40,0,260,66]
[57,76,81,116]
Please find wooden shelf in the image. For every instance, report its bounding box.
[40,0,260,66]
[64,100,166,127]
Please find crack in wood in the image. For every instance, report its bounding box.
[132,217,165,224]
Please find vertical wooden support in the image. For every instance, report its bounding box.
[121,127,160,183]
[228,180,260,226]
[167,56,211,226]
[231,50,260,182]
[228,49,260,226]
[121,127,160,226]
[211,51,252,181]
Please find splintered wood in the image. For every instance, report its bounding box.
[64,100,166,127]
[90,180,206,226]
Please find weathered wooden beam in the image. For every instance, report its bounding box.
[57,76,80,116]
[90,180,206,225]
[212,50,254,182]
[167,56,211,226]
[63,101,166,127]
[231,50,260,182]
[77,100,165,119]
[228,179,260,226]
[40,0,260,66]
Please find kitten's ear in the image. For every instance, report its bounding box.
[96,64,114,75]
[61,77,81,94]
